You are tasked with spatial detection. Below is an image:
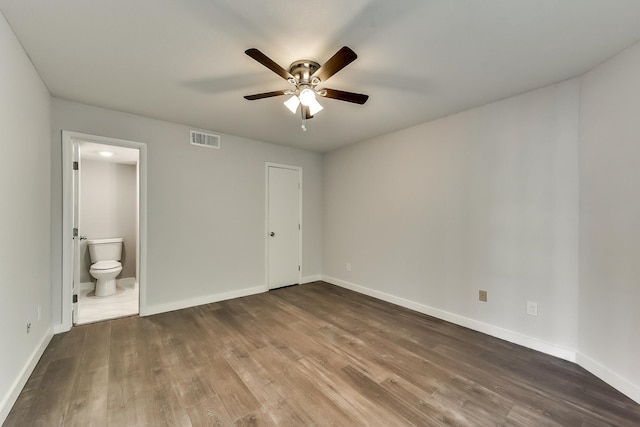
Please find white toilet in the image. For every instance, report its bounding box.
[87,238,123,297]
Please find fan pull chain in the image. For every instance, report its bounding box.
[300,109,307,131]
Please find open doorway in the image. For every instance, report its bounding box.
[76,141,139,324]
[61,131,147,330]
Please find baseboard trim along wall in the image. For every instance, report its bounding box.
[323,275,640,405]
[0,327,53,424]
[52,324,68,334]
[576,353,640,404]
[143,285,267,316]
[117,277,137,289]
[323,276,576,361]
[141,276,322,316]
[80,277,136,292]
[301,275,322,284]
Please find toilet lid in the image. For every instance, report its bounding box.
[91,260,121,270]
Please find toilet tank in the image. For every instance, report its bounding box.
[87,238,123,262]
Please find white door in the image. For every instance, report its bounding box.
[267,165,301,289]
[72,142,81,324]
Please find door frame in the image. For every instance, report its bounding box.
[265,162,302,289]
[61,131,148,331]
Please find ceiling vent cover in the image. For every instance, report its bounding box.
[190,130,220,149]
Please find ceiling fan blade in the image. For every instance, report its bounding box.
[321,88,369,105]
[311,46,357,82]
[245,48,294,81]
[243,90,287,100]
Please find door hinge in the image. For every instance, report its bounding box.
[73,228,78,238]
[298,265,301,271]
[73,161,79,171]
[73,294,78,304]
[299,224,301,230]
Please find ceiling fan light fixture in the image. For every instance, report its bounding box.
[298,87,316,106]
[308,97,324,116]
[244,46,368,124]
[284,95,300,113]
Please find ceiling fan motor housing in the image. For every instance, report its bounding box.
[289,60,321,85]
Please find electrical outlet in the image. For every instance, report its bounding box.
[479,290,488,302]
[527,301,538,316]
[26,322,31,334]
[346,262,351,272]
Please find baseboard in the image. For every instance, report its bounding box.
[80,277,136,292]
[322,275,576,362]
[301,275,322,284]
[576,352,640,404]
[0,327,53,424]
[52,323,69,334]
[322,275,640,404]
[117,277,137,289]
[143,285,268,316]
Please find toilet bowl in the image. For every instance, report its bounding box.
[87,238,123,297]
[90,260,123,297]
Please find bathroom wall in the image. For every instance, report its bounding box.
[80,158,137,283]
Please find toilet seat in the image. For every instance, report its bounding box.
[91,260,121,270]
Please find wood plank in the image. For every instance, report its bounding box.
[64,321,111,426]
[107,316,148,426]
[183,395,233,427]
[5,327,88,427]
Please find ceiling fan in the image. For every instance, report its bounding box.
[243,46,369,122]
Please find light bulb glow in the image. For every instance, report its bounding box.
[298,88,316,106]
[284,95,300,114]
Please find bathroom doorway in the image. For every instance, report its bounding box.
[61,131,147,330]
[76,141,139,324]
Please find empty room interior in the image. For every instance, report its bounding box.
[2,1,640,425]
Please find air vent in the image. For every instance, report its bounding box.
[190,130,220,149]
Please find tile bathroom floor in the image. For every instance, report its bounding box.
[77,283,138,325]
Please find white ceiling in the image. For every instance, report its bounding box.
[2,0,640,152]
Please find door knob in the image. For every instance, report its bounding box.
[269,232,275,237]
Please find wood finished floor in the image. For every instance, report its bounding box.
[5,282,640,426]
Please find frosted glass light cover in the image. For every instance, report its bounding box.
[284,95,300,113]
[308,98,324,115]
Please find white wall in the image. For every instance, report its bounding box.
[80,159,137,282]
[579,40,640,399]
[51,99,323,319]
[323,79,581,357]
[0,12,53,423]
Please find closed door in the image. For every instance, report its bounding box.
[267,165,301,289]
